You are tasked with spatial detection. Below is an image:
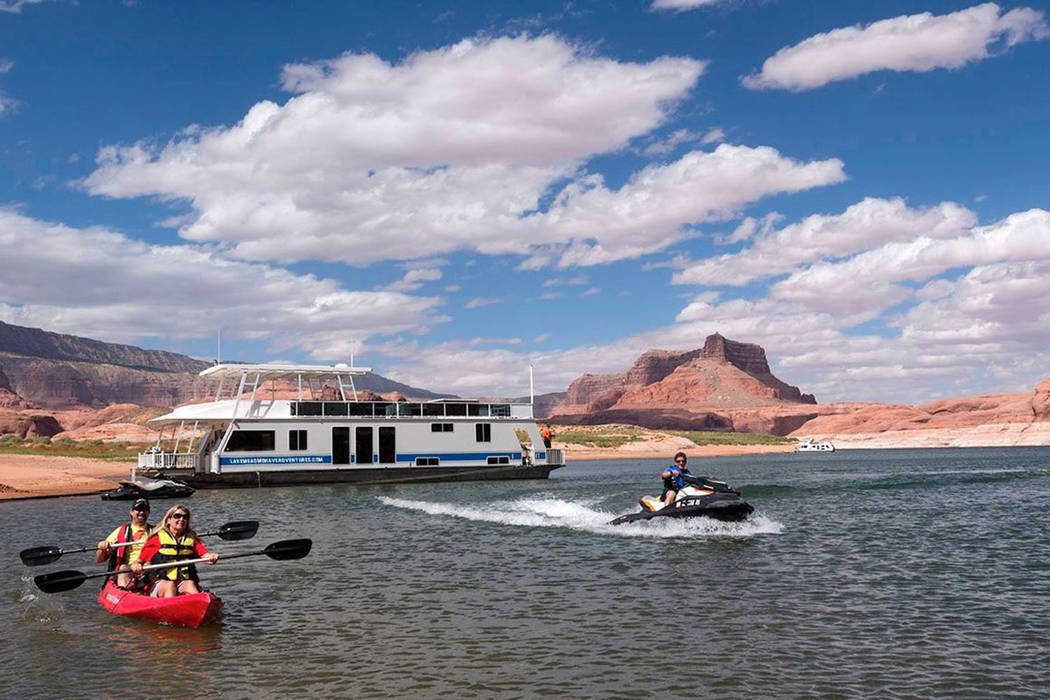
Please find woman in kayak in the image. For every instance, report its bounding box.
[131,504,218,598]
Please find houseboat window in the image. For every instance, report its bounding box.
[422,403,445,417]
[415,457,439,466]
[378,426,396,463]
[468,404,489,417]
[398,403,422,417]
[226,430,275,452]
[487,456,510,465]
[347,402,373,417]
[376,402,397,417]
[475,423,492,442]
[430,423,453,433]
[445,403,467,416]
[296,402,323,416]
[289,430,308,450]
[490,404,511,417]
[324,402,348,416]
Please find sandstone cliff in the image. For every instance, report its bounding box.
[552,333,818,432]
[791,379,1050,448]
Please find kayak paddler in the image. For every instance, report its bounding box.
[131,504,218,598]
[96,497,153,589]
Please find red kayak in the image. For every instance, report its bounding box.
[97,579,223,628]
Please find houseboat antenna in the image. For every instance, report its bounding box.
[529,363,534,406]
[217,328,221,364]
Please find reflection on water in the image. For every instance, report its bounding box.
[2,447,1049,697]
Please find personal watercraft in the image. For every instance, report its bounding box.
[609,474,753,525]
[100,475,195,500]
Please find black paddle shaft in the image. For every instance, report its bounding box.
[33,538,312,594]
[19,520,259,567]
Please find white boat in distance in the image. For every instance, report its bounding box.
[137,363,564,488]
[794,438,835,453]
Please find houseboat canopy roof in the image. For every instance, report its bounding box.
[199,362,372,380]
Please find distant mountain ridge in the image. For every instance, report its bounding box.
[0,320,209,373]
[0,321,447,409]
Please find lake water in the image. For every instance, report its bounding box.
[3,447,1049,698]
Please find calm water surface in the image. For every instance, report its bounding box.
[3,448,1050,698]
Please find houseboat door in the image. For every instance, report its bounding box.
[332,427,350,465]
[378,426,396,464]
[355,426,373,465]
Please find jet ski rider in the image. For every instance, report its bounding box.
[661,451,691,506]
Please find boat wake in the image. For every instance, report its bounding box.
[377,495,783,538]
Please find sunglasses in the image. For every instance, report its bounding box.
[169,513,188,521]
[132,507,150,512]
[675,459,686,464]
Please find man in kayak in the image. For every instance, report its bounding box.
[661,452,691,507]
[131,504,218,598]
[96,497,153,589]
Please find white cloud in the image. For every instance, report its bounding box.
[717,211,782,245]
[83,35,706,268]
[382,266,442,292]
[643,128,697,156]
[0,0,44,13]
[674,197,975,286]
[701,127,725,144]
[465,297,501,309]
[0,209,443,357]
[652,0,727,11]
[898,261,1050,346]
[743,3,1050,91]
[769,208,1050,316]
[469,337,523,346]
[536,144,846,268]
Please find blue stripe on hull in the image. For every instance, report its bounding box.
[219,452,522,466]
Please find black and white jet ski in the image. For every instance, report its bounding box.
[609,474,753,525]
[100,475,195,501]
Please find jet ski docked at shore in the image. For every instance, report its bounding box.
[100,475,195,501]
[609,474,753,525]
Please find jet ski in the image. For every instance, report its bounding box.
[610,474,753,525]
[100,475,195,500]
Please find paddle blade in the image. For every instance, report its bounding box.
[217,520,259,541]
[34,570,89,594]
[20,546,63,567]
[262,538,312,561]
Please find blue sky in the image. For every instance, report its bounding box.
[1,0,1049,403]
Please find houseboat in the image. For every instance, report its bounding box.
[794,438,835,453]
[136,363,564,488]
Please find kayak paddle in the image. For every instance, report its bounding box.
[33,538,312,594]
[19,520,260,567]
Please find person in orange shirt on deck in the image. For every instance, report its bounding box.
[540,424,553,448]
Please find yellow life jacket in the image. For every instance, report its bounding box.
[149,530,199,582]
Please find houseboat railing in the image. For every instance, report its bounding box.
[136,450,200,471]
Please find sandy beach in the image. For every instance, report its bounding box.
[0,454,131,501]
[0,442,795,500]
